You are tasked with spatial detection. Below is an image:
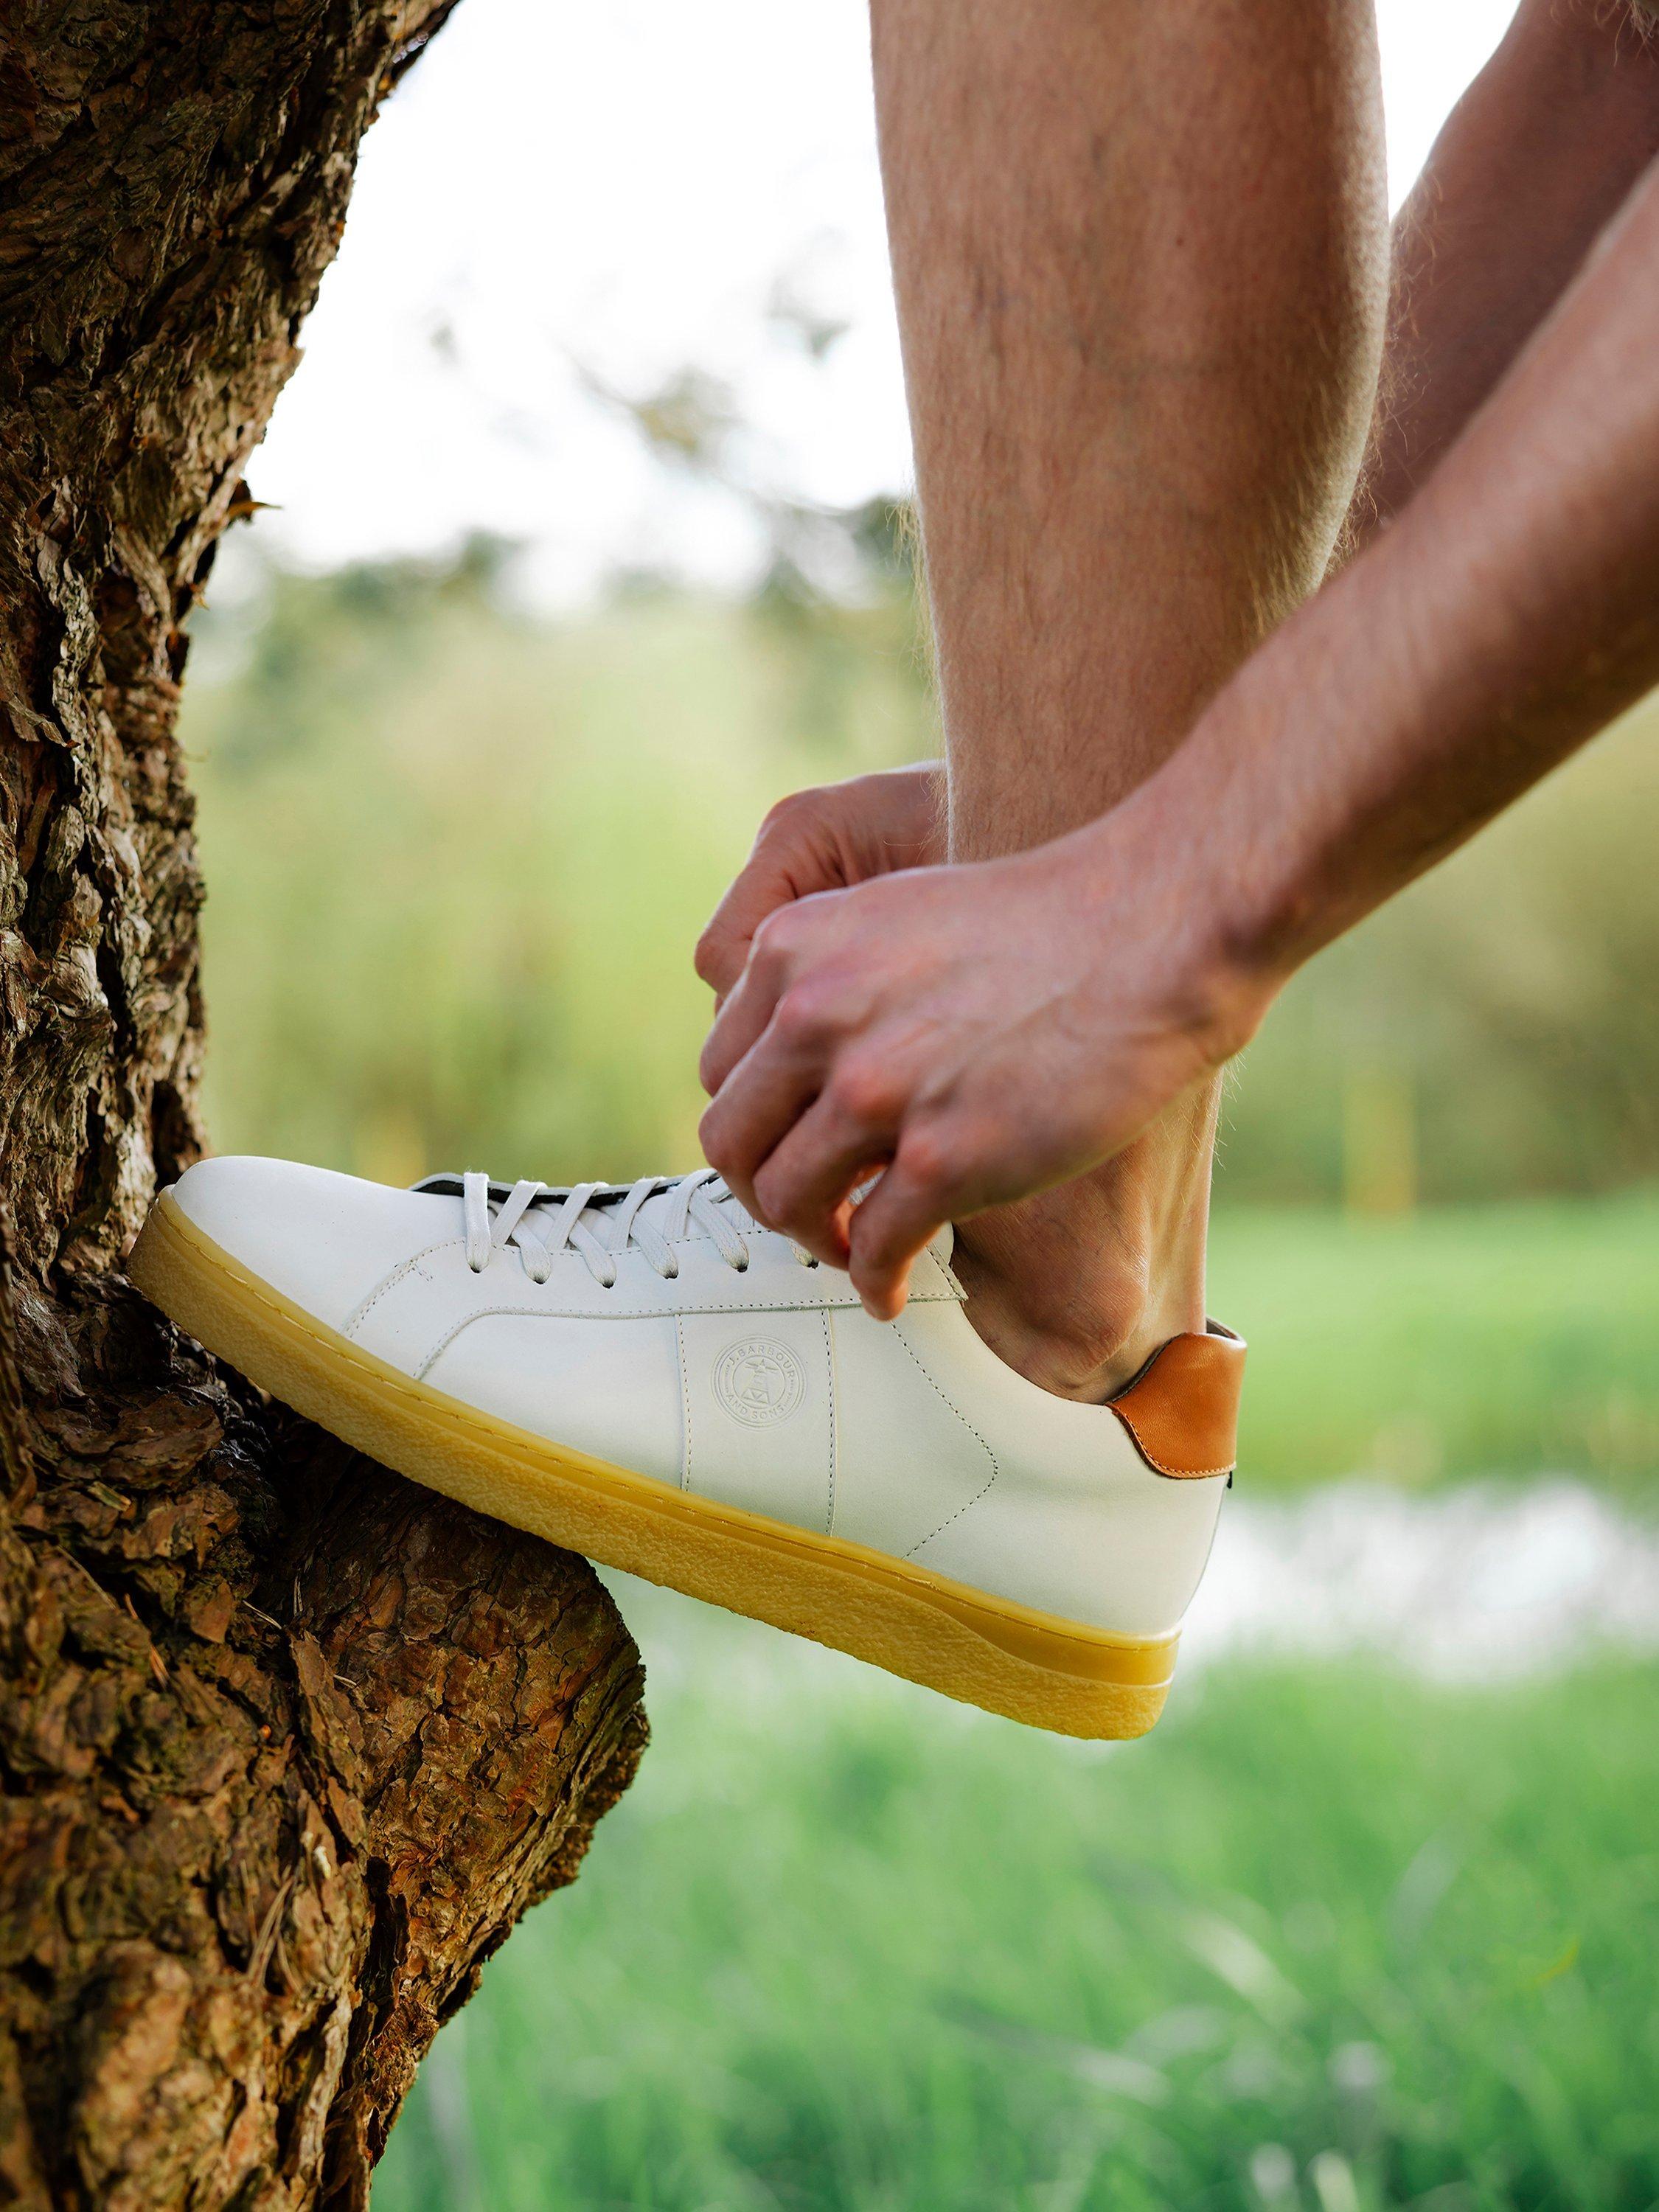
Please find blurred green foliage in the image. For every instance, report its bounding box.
[1211,1197,1659,1492]
[184,542,1659,1207]
[185,543,929,1189]
[373,1637,1659,2212]
[1231,724,1659,1204]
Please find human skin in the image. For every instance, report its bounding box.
[709,0,1391,1402]
[696,2,1659,1006]
[697,13,1659,1328]
[1349,0,1659,554]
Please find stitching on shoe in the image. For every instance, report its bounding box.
[405,1287,953,1377]
[1109,1403,1233,1481]
[894,1326,998,1555]
[361,1253,955,1337]
[349,1231,961,1338]
[343,1238,459,1338]
[820,1309,837,1536]
[675,1313,693,1492]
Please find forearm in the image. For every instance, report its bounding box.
[1131,154,1659,1029]
[1346,0,1659,557]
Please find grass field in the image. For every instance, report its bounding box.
[1208,1196,1659,1492]
[372,1646,1659,2212]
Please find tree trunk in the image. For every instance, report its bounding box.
[0,6,648,2205]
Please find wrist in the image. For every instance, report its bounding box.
[849,761,946,871]
[1101,669,1337,1049]
[1065,773,1287,1080]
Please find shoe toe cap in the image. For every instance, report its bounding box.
[164,1156,456,1332]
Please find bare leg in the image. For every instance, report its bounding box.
[871,0,1388,1397]
[1349,0,1659,557]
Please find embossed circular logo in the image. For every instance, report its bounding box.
[714,1337,807,1427]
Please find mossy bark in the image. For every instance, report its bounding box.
[0,5,647,2204]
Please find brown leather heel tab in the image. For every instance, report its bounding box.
[1107,1326,1246,1480]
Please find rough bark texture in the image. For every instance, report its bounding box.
[0,5,647,2205]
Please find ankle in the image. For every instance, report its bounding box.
[949,1220,1203,1405]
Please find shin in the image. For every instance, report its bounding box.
[871,0,1389,1394]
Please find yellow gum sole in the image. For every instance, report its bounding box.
[128,1194,1177,1739]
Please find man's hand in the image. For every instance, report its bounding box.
[694,764,944,1004]
[698,150,1659,1329]
[698,818,1260,1320]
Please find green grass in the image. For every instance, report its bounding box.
[372,1640,1659,2212]
[1208,1194,1659,1492]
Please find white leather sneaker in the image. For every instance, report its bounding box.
[128,1158,1244,1739]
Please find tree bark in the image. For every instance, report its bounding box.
[0,6,648,2206]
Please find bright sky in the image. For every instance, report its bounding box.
[249,0,1520,602]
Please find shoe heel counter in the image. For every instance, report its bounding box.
[910,1453,1228,1638]
[1106,1326,1246,1481]
[902,1318,1244,1638]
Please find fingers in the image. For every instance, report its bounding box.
[694,787,853,1004]
[698,913,798,1096]
[694,769,947,1004]
[703,931,909,1255]
[747,1083,902,1267]
[846,1147,953,1320]
[703,1053,832,1230]
[695,854,799,1005]
[709,1046,958,1315]
[699,917,867,1217]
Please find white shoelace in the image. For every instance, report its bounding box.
[456,1167,815,1289]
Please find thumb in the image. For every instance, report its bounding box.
[695,852,802,1001]
[695,795,851,998]
[846,1154,951,1321]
